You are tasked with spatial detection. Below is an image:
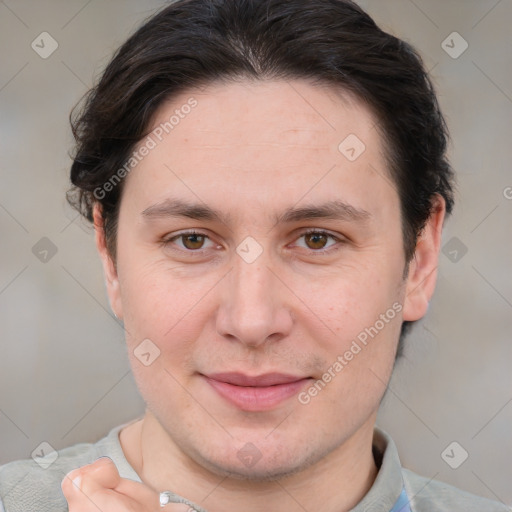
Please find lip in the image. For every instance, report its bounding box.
[202,372,312,411]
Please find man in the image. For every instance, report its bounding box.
[0,0,509,511]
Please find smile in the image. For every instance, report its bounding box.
[202,372,313,411]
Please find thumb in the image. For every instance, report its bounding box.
[80,456,121,493]
[62,457,204,511]
[62,456,165,511]
[61,457,120,503]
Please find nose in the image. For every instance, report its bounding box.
[215,253,294,348]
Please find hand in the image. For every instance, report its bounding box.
[61,457,193,512]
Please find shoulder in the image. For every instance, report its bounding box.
[402,468,511,512]
[0,425,126,512]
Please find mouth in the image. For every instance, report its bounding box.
[201,372,313,411]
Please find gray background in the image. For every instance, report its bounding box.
[1,0,511,506]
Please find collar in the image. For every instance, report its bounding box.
[111,422,408,512]
[350,427,409,512]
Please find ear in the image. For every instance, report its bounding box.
[402,194,446,322]
[93,203,123,320]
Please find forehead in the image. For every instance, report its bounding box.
[151,78,379,146]
[123,78,397,223]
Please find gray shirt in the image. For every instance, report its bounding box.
[0,418,509,511]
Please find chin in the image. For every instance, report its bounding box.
[198,457,312,482]
[190,439,329,482]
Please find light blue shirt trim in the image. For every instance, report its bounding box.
[390,487,412,512]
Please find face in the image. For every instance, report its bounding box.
[95,79,443,480]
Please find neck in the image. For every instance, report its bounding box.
[120,410,378,512]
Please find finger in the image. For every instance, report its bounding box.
[61,457,119,497]
[79,457,121,493]
[61,457,121,510]
[62,457,165,511]
[61,467,83,503]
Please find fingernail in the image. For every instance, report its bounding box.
[65,469,82,491]
[72,475,82,490]
[96,456,113,463]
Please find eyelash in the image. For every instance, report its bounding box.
[160,229,345,257]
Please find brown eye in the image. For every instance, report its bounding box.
[162,230,218,255]
[293,230,342,254]
[180,233,206,250]
[304,232,329,250]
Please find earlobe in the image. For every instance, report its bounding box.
[402,195,446,322]
[93,203,123,320]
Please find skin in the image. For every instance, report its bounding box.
[63,78,445,512]
[61,458,176,511]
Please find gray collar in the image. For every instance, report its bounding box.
[107,421,403,512]
[350,427,404,511]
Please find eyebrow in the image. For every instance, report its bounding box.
[141,198,232,223]
[276,200,371,224]
[140,198,371,225]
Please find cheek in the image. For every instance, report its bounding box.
[294,263,403,399]
[115,262,215,403]
[117,252,214,334]
[297,287,402,422]
[119,262,206,406]
[294,259,400,337]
